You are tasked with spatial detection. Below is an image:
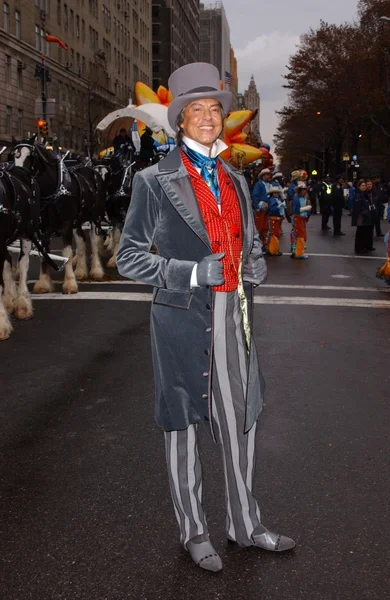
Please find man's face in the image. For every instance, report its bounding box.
[120,130,126,137]
[263,174,271,182]
[366,181,373,191]
[182,98,223,148]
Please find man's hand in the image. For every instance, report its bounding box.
[197,253,225,287]
[243,251,267,285]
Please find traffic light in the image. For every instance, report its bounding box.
[37,119,48,137]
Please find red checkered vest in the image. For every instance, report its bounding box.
[181,150,243,292]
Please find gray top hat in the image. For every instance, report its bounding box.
[167,62,233,131]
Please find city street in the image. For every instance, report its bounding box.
[1,214,389,600]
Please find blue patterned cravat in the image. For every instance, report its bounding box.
[183,144,220,204]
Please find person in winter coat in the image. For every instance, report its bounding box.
[348,182,357,216]
[307,178,321,215]
[367,179,384,237]
[319,175,332,230]
[139,126,156,163]
[290,181,312,259]
[252,168,271,250]
[352,180,376,254]
[330,175,346,236]
[117,62,295,573]
[267,185,286,256]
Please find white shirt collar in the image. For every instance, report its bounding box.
[182,135,228,159]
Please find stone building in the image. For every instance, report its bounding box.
[243,75,260,140]
[151,0,200,90]
[0,0,152,152]
[199,1,230,89]
[229,44,238,110]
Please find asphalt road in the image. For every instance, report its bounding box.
[1,214,389,600]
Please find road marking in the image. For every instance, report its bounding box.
[27,280,389,293]
[31,291,390,308]
[331,274,352,279]
[282,252,386,260]
[261,284,390,293]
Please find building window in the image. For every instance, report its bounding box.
[17,65,23,88]
[64,4,68,30]
[35,24,40,49]
[5,54,11,83]
[70,9,74,36]
[81,19,85,42]
[15,10,21,38]
[5,106,12,134]
[76,14,79,38]
[41,28,46,52]
[57,0,61,25]
[3,3,9,32]
[18,109,23,137]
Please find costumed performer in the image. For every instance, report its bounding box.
[267,185,286,256]
[291,181,312,259]
[252,168,271,251]
[117,62,296,573]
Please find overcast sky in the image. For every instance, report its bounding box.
[220,0,359,148]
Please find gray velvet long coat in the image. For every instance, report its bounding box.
[117,147,266,438]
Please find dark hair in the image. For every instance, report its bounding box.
[357,179,366,188]
[175,102,227,146]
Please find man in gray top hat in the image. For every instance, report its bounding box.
[117,62,295,572]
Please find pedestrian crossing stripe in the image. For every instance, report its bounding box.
[31,291,390,309]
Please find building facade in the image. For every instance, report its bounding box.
[199,1,230,89]
[152,0,199,90]
[0,0,152,152]
[229,44,238,110]
[243,75,260,140]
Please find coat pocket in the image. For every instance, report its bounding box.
[152,288,193,309]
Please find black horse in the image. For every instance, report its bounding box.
[94,146,136,268]
[13,142,107,293]
[0,144,40,339]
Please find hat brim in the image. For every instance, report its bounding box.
[167,90,233,131]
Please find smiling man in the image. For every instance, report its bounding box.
[117,63,295,572]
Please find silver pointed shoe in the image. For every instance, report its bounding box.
[252,528,296,552]
[185,535,223,572]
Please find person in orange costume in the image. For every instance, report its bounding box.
[267,186,286,256]
[290,182,312,259]
[252,168,271,251]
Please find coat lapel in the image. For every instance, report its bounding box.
[219,160,253,258]
[156,147,211,250]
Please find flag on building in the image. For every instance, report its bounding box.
[45,35,68,50]
[225,71,232,87]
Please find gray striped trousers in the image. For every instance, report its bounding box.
[164,291,262,547]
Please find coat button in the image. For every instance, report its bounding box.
[202,372,208,377]
[206,304,211,310]
[202,394,208,399]
[204,349,210,355]
[206,327,212,333]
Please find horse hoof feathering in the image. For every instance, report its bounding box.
[62,280,78,294]
[14,295,34,320]
[33,275,53,294]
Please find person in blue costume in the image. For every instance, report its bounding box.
[267,186,286,256]
[252,168,271,250]
[290,182,312,259]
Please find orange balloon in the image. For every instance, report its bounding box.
[135,82,161,105]
[230,133,248,143]
[224,110,253,138]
